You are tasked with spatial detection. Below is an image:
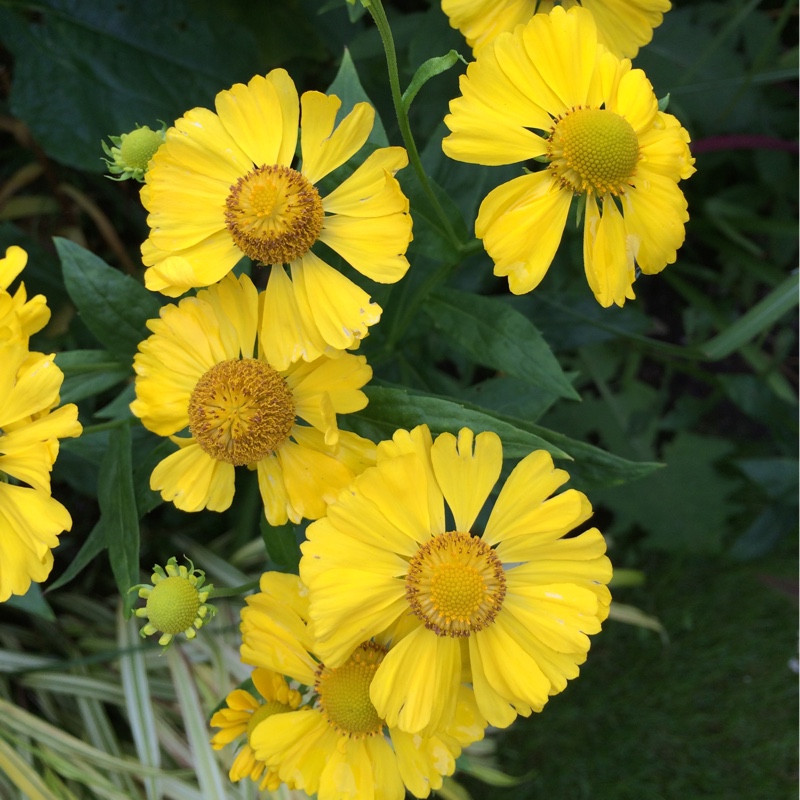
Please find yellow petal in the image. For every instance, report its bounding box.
[150,442,235,512]
[290,252,381,352]
[286,351,370,417]
[0,245,27,291]
[390,727,452,797]
[300,94,374,185]
[0,352,61,429]
[370,624,461,734]
[197,272,259,359]
[467,635,520,728]
[611,66,658,134]
[430,429,502,532]
[582,0,670,60]
[318,212,412,283]
[476,170,571,294]
[365,736,405,800]
[583,193,636,308]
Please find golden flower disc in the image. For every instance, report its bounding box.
[146,576,200,635]
[547,108,640,196]
[406,531,506,637]
[246,700,293,744]
[224,164,324,265]
[316,642,385,737]
[187,358,295,466]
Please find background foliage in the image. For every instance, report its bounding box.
[0,0,796,798]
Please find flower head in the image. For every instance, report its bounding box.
[442,0,671,59]
[0,341,82,602]
[300,425,612,734]
[130,271,376,524]
[210,668,303,791]
[140,68,413,370]
[0,246,50,342]
[239,571,486,799]
[442,5,695,307]
[102,124,166,182]
[132,557,216,647]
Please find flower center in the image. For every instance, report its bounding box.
[145,576,200,635]
[224,165,324,265]
[405,532,507,637]
[547,108,640,196]
[187,358,295,466]
[246,700,293,745]
[119,127,163,171]
[316,642,385,738]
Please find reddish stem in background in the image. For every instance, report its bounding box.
[692,134,798,154]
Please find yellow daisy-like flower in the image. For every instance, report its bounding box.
[210,668,303,791]
[300,424,612,735]
[442,0,671,59]
[442,5,695,307]
[141,68,413,370]
[0,246,51,342]
[130,271,376,525]
[240,571,486,800]
[132,557,217,647]
[0,341,82,602]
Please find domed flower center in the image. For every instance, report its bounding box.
[120,127,163,171]
[145,576,200,635]
[187,358,295,466]
[547,108,640,196]
[406,531,506,637]
[225,165,324,265]
[316,642,385,738]
[246,700,293,744]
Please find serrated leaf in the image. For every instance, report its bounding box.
[56,238,160,362]
[98,426,139,611]
[425,289,580,400]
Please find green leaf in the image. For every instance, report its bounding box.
[4,584,56,621]
[348,386,569,459]
[98,426,140,612]
[55,350,131,405]
[327,48,388,148]
[56,237,160,362]
[425,288,580,400]
[260,519,301,573]
[402,50,465,113]
[47,520,107,592]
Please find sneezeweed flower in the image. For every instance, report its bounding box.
[101,123,166,182]
[132,557,216,647]
[210,668,303,791]
[130,272,376,525]
[0,341,82,602]
[140,68,413,370]
[300,425,612,735]
[238,571,486,800]
[442,0,671,59]
[0,245,51,342]
[442,5,695,307]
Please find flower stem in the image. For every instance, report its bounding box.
[367,0,461,250]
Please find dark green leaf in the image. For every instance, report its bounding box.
[260,519,301,574]
[47,520,107,593]
[98,425,140,613]
[55,350,131,404]
[402,50,465,113]
[5,584,56,621]
[425,289,580,400]
[57,237,160,363]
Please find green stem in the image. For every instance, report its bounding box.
[367,0,461,250]
[81,417,136,436]
[208,580,259,599]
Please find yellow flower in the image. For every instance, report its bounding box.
[130,272,376,525]
[210,667,303,792]
[0,341,82,602]
[442,5,695,307]
[141,68,413,370]
[239,571,486,800]
[299,425,612,735]
[0,246,51,342]
[442,0,671,59]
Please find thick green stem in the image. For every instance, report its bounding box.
[367,0,461,250]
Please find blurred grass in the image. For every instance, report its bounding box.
[472,551,798,799]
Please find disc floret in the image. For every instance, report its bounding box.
[132,557,216,648]
[102,123,166,182]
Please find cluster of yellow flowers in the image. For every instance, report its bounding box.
[0,246,81,602]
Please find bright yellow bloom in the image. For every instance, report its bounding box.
[300,425,612,734]
[0,341,82,601]
[442,5,695,307]
[442,0,671,59]
[240,571,486,800]
[210,667,303,792]
[0,246,50,342]
[130,272,376,525]
[141,68,413,370]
